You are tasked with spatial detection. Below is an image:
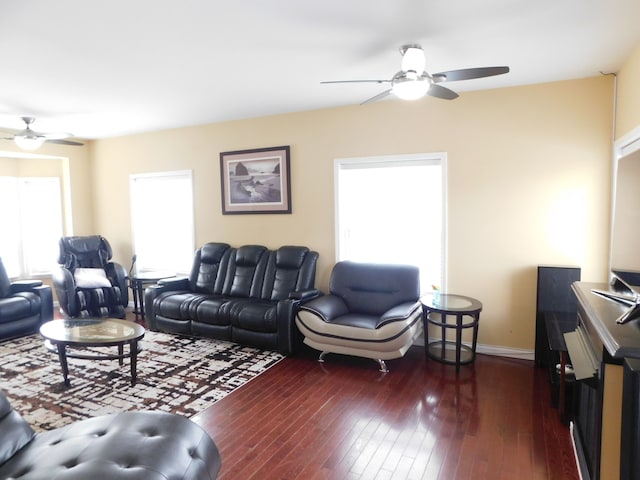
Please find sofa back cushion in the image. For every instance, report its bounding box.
[223,245,269,298]
[57,235,112,270]
[329,261,420,315]
[191,243,231,294]
[0,390,35,466]
[262,246,318,301]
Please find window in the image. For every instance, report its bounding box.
[335,153,446,293]
[0,176,63,278]
[130,170,195,274]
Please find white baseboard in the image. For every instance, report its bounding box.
[475,343,534,361]
[414,336,534,361]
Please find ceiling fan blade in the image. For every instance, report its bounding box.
[361,89,392,105]
[427,84,459,100]
[321,79,390,84]
[43,132,72,140]
[46,138,84,146]
[432,66,510,83]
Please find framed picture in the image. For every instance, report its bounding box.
[220,145,291,214]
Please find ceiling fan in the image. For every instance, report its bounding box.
[321,44,510,104]
[1,116,83,150]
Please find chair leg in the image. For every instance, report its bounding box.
[318,352,388,373]
[376,359,388,373]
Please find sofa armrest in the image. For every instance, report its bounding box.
[299,294,349,323]
[52,268,79,317]
[273,290,323,355]
[144,277,191,330]
[34,285,54,322]
[105,262,128,307]
[10,280,43,292]
[288,288,322,302]
[156,276,190,290]
[9,281,53,323]
[378,301,422,328]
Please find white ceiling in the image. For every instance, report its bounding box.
[1,0,640,141]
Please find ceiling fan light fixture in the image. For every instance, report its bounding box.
[400,45,426,74]
[392,74,430,101]
[14,135,45,150]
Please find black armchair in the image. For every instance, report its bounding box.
[52,235,128,319]
[0,257,53,340]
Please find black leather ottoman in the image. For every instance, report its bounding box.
[0,390,221,479]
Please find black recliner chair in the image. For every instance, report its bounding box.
[52,235,128,319]
[0,257,53,340]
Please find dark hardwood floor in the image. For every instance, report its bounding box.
[189,341,580,480]
[52,309,578,479]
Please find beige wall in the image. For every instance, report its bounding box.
[84,76,613,351]
[616,44,640,139]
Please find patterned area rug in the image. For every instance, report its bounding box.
[0,330,283,432]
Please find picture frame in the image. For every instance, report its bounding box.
[220,145,291,214]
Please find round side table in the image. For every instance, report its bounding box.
[421,293,483,373]
[130,271,175,319]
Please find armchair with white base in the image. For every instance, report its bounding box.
[295,261,422,372]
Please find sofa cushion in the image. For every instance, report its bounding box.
[155,291,205,320]
[192,243,231,294]
[228,299,277,332]
[0,293,41,323]
[329,261,420,316]
[225,246,268,298]
[261,246,312,301]
[195,296,234,325]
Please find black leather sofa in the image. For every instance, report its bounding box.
[0,257,53,340]
[0,389,221,479]
[145,242,319,355]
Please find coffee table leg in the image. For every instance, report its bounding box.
[118,343,124,366]
[130,340,138,386]
[56,343,71,387]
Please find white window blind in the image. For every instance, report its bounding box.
[130,170,195,274]
[0,176,63,278]
[335,154,447,293]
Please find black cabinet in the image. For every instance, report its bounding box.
[570,281,640,480]
[622,358,640,480]
[535,266,581,418]
[535,265,581,366]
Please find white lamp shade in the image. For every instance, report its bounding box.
[393,76,430,100]
[401,46,426,74]
[14,135,45,150]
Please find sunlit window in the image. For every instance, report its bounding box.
[0,176,63,278]
[335,154,447,293]
[130,170,195,274]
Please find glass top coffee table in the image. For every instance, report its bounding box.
[40,318,145,387]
